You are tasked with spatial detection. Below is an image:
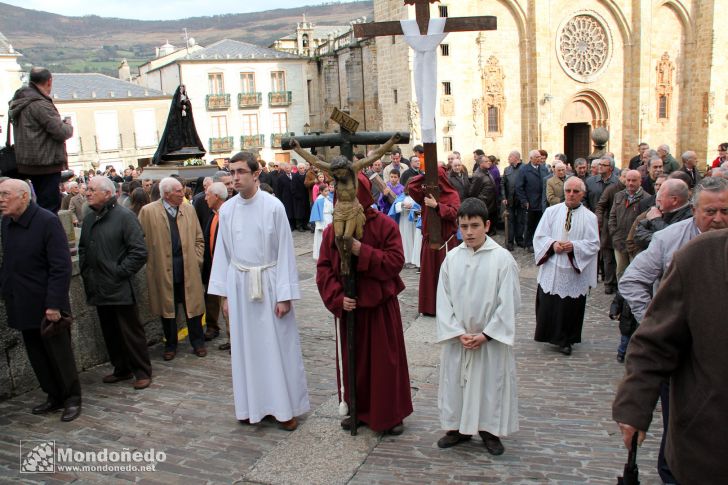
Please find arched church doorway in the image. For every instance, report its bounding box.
[562,90,609,162]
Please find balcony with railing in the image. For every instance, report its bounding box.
[268,91,292,107]
[209,136,234,153]
[206,94,231,110]
[237,92,262,109]
[270,133,290,148]
[241,134,265,149]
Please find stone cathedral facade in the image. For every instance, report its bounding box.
[371,0,728,169]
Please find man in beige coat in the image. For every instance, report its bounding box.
[139,177,206,360]
[546,162,567,206]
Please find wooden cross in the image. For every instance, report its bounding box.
[354,0,496,247]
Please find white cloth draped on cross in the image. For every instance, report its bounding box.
[400,18,448,143]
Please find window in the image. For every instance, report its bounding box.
[394,89,398,104]
[208,73,224,95]
[271,71,286,92]
[94,111,119,151]
[240,72,256,93]
[391,35,396,44]
[442,82,452,96]
[302,34,309,48]
[272,112,288,133]
[658,95,668,119]
[60,112,80,154]
[241,114,259,136]
[440,44,449,56]
[133,109,157,148]
[487,106,500,133]
[211,115,228,138]
[439,5,449,17]
[443,136,453,152]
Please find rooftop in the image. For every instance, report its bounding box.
[51,73,168,101]
[183,39,302,61]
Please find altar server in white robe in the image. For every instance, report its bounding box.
[208,151,310,431]
[533,177,599,356]
[388,191,421,268]
[436,197,520,455]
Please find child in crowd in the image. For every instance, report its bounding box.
[377,169,404,214]
[310,183,334,260]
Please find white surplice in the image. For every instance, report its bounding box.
[394,196,421,266]
[436,238,521,436]
[533,203,599,298]
[208,189,310,422]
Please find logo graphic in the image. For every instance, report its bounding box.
[20,440,55,473]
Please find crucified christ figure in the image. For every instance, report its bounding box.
[288,132,402,275]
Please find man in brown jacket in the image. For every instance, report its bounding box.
[608,170,647,279]
[8,67,73,213]
[138,177,206,360]
[613,227,728,485]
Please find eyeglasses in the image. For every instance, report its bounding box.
[0,191,15,199]
[599,163,611,167]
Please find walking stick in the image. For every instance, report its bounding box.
[503,204,510,245]
[343,255,358,436]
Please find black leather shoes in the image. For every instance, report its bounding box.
[437,430,471,448]
[32,399,63,415]
[340,417,363,431]
[61,402,82,422]
[479,431,505,455]
[384,423,404,436]
[559,344,572,356]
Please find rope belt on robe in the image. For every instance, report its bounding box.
[460,347,475,387]
[231,259,277,301]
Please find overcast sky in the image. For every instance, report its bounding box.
[2,0,348,21]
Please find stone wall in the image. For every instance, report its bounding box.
[0,260,163,400]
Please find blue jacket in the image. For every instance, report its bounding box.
[1,202,72,330]
[515,162,549,211]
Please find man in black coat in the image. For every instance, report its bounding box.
[79,177,152,390]
[0,179,81,421]
[201,182,229,348]
[275,162,308,231]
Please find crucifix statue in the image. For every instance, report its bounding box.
[282,114,408,436]
[354,0,497,248]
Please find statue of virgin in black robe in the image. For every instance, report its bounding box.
[152,85,206,164]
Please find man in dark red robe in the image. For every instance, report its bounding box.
[317,173,413,434]
[407,166,461,316]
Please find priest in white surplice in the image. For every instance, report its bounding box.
[533,177,599,356]
[208,151,310,431]
[436,198,520,455]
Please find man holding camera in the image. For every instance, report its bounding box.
[8,67,73,213]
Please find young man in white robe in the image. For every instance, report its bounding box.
[388,189,422,268]
[208,151,310,431]
[435,197,521,455]
[533,177,599,356]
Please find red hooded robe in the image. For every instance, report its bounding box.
[407,166,461,315]
[316,173,413,431]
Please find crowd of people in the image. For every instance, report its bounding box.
[2,67,727,483]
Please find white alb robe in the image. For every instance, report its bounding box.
[394,196,421,266]
[436,238,521,436]
[208,189,310,423]
[533,203,599,298]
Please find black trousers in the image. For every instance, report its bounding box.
[524,209,543,248]
[204,292,228,336]
[602,248,617,290]
[27,172,62,214]
[21,328,81,405]
[506,204,526,246]
[161,282,205,351]
[97,305,152,380]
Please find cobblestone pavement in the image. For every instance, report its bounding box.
[0,230,663,484]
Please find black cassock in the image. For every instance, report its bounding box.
[153,85,205,164]
[275,172,309,226]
